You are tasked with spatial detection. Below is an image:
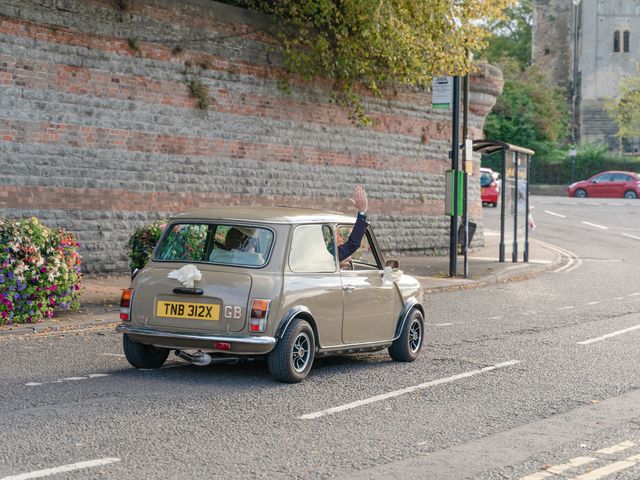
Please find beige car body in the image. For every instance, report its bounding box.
[116,207,424,367]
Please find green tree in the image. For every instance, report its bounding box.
[229,0,514,121]
[482,0,532,70]
[606,66,640,140]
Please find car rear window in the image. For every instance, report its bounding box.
[154,223,274,267]
[480,172,493,187]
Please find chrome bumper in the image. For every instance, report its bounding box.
[115,324,276,347]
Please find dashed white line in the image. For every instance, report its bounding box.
[629,293,640,297]
[612,297,624,301]
[25,374,110,387]
[100,353,126,357]
[622,233,640,240]
[299,360,520,420]
[488,316,502,320]
[0,458,121,480]
[581,221,608,230]
[586,301,600,305]
[578,324,640,345]
[544,210,566,218]
[557,306,576,310]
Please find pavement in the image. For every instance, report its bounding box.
[0,230,561,337]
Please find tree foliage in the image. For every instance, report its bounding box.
[231,0,514,119]
[481,0,532,70]
[606,66,640,140]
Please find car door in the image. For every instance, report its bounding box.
[282,224,344,347]
[609,173,628,197]
[588,173,612,197]
[338,225,396,344]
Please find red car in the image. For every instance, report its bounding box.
[567,171,640,199]
[480,168,499,207]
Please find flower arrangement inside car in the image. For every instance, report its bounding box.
[0,217,81,325]
[116,207,426,383]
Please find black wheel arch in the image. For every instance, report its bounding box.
[393,298,425,341]
[275,306,320,347]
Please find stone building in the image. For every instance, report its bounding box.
[533,0,640,151]
[0,0,502,273]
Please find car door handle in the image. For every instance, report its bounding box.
[343,285,356,293]
[173,287,204,295]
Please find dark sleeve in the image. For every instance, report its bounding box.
[338,213,367,261]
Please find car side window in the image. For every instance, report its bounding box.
[289,224,337,273]
[593,174,612,183]
[336,225,379,269]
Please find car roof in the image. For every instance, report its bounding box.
[480,167,493,172]
[169,206,357,224]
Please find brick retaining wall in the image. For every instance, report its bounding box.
[0,0,502,273]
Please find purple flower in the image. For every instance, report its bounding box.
[0,274,5,283]
[7,272,13,280]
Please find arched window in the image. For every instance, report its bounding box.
[614,30,621,52]
[624,31,630,52]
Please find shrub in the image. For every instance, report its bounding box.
[126,220,166,271]
[0,217,82,325]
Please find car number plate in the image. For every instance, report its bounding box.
[156,301,220,321]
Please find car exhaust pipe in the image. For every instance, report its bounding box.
[175,350,239,366]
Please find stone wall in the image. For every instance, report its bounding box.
[0,0,502,273]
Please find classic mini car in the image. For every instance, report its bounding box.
[116,207,425,383]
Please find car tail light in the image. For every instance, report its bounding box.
[120,288,133,321]
[249,299,270,333]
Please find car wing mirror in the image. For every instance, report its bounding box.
[385,259,399,270]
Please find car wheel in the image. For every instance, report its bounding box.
[574,188,587,198]
[389,309,424,362]
[268,318,315,383]
[624,190,638,199]
[123,334,169,369]
[492,202,498,208]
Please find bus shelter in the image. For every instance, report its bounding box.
[473,140,535,263]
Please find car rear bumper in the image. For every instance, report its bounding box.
[116,324,277,355]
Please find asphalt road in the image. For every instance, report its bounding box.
[1,195,639,480]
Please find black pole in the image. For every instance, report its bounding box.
[512,152,519,263]
[524,155,531,262]
[449,76,461,277]
[462,73,470,278]
[499,148,506,262]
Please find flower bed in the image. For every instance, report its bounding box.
[0,217,82,325]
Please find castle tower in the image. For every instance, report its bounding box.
[533,0,640,151]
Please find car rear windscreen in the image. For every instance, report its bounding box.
[155,223,274,267]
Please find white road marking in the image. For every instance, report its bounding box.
[299,360,520,420]
[424,323,454,326]
[533,239,582,273]
[100,353,126,357]
[544,210,566,218]
[545,456,598,474]
[25,374,110,387]
[570,459,636,479]
[488,316,502,320]
[595,440,636,454]
[612,297,624,301]
[586,301,600,305]
[557,306,576,310]
[578,324,640,345]
[622,233,640,241]
[629,293,640,297]
[581,221,608,230]
[0,458,121,480]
